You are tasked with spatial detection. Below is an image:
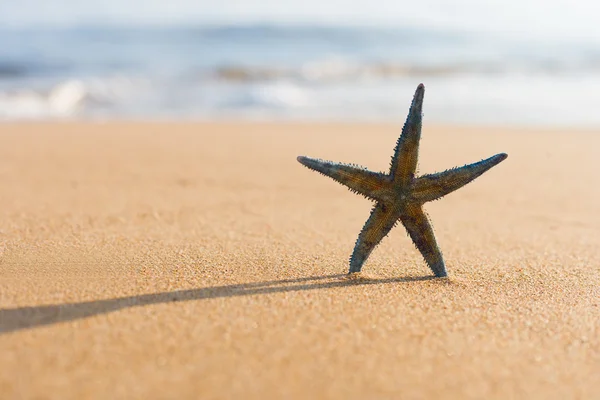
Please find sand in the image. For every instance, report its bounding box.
[1,122,599,399]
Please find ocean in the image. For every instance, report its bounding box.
[1,0,600,125]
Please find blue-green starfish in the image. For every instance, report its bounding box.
[297,84,507,277]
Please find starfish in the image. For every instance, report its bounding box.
[297,84,507,277]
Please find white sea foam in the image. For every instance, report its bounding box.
[253,83,309,108]
[0,76,147,120]
[0,83,85,120]
[48,80,87,114]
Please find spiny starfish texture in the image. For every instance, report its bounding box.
[297,84,507,277]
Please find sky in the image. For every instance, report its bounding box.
[1,0,600,42]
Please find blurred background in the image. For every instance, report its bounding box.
[1,0,600,125]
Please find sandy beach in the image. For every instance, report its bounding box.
[1,122,599,399]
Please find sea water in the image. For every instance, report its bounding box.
[1,0,600,125]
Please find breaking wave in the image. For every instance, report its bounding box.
[211,61,473,83]
[0,77,143,120]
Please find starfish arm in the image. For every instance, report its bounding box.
[349,203,400,273]
[400,205,447,277]
[410,153,508,203]
[297,156,391,201]
[389,83,424,186]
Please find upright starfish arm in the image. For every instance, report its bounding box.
[349,203,400,273]
[400,205,447,277]
[410,153,508,203]
[389,83,424,186]
[297,156,391,201]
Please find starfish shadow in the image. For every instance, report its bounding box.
[0,273,435,335]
